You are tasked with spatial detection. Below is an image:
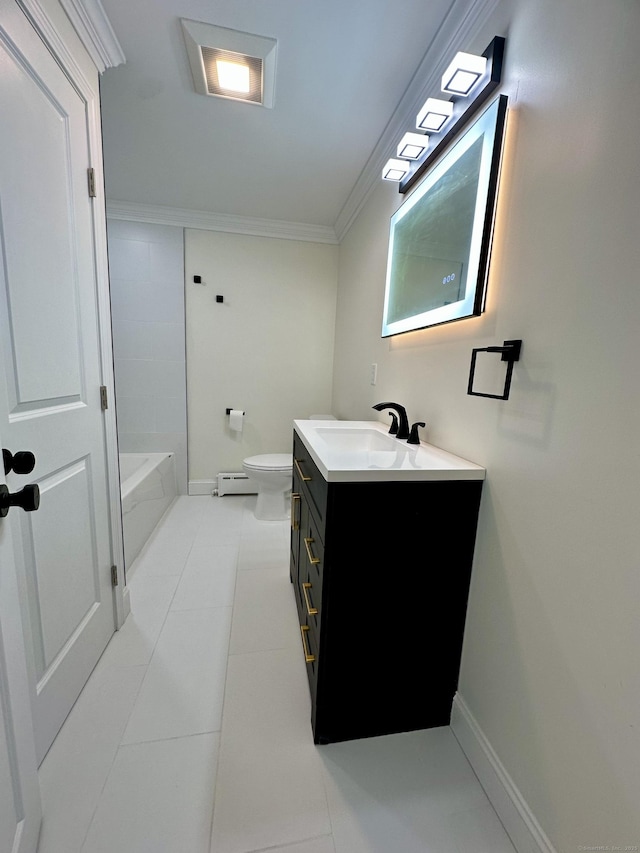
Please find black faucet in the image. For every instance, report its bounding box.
[372,402,410,440]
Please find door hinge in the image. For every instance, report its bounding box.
[87,167,97,198]
[111,565,119,587]
[100,385,108,410]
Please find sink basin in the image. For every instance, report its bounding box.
[315,427,399,452]
[295,419,485,483]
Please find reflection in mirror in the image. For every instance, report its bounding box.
[381,95,508,337]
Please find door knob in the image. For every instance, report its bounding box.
[0,484,40,517]
[3,449,36,476]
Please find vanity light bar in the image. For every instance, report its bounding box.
[382,158,411,182]
[397,132,429,160]
[383,36,505,191]
[441,51,487,96]
[416,98,454,132]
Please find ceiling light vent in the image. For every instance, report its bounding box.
[181,19,277,108]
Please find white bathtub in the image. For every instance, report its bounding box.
[120,452,177,573]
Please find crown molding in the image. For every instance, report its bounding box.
[17,0,93,91]
[334,0,502,242]
[106,200,339,245]
[58,0,125,71]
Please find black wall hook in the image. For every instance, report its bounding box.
[467,339,522,400]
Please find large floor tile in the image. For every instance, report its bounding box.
[133,528,194,576]
[210,647,330,853]
[171,544,238,611]
[240,509,289,542]
[229,567,299,654]
[236,527,289,572]
[192,500,245,548]
[121,607,232,743]
[447,804,516,852]
[259,838,336,853]
[37,494,516,853]
[98,574,179,667]
[201,494,246,519]
[80,733,218,853]
[318,728,492,853]
[37,665,146,853]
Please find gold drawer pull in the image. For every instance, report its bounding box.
[302,582,318,616]
[300,625,315,663]
[294,458,311,482]
[304,537,320,565]
[291,493,300,530]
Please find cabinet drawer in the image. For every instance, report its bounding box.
[293,431,327,528]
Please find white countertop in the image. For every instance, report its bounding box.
[293,420,485,483]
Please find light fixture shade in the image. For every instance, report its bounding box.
[382,159,411,182]
[441,51,487,96]
[416,98,454,132]
[397,132,429,160]
[181,19,277,107]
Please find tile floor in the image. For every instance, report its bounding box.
[36,495,516,853]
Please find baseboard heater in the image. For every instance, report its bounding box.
[214,472,256,496]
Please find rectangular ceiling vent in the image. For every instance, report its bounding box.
[181,19,277,108]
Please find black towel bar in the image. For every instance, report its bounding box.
[467,339,522,400]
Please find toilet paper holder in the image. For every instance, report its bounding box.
[226,408,245,415]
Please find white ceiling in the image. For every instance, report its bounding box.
[99,0,474,236]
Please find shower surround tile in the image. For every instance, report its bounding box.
[107,219,187,493]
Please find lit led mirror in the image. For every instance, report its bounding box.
[381,95,507,337]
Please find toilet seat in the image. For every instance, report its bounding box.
[243,453,292,473]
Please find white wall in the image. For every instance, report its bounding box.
[185,230,338,486]
[332,0,640,848]
[107,220,188,493]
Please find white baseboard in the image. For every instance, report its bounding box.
[451,694,557,853]
[188,479,216,495]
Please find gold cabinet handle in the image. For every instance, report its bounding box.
[302,582,318,615]
[300,625,315,663]
[291,493,300,530]
[304,537,320,565]
[294,458,311,482]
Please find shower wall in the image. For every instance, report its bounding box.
[107,219,187,494]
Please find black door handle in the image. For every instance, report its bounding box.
[3,449,36,476]
[0,484,40,517]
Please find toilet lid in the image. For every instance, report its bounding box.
[243,453,293,472]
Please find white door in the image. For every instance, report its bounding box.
[0,485,42,853]
[0,1,116,764]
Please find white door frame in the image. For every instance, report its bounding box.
[16,0,128,627]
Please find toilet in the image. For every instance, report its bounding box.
[242,416,335,521]
[242,453,293,521]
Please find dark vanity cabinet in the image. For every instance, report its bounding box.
[290,428,483,745]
